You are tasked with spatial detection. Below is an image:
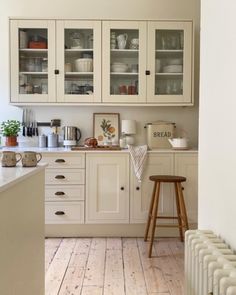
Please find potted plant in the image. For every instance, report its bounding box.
[0,120,21,146]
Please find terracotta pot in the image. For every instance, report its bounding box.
[5,136,18,147]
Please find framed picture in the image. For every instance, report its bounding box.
[93,113,120,145]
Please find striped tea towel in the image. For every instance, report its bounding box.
[128,144,148,182]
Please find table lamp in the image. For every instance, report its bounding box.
[121,120,136,146]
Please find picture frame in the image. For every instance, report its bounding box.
[93,113,120,146]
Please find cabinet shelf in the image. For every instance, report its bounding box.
[110,72,138,76]
[65,72,93,76]
[20,71,48,75]
[156,49,183,53]
[111,49,139,57]
[156,73,183,76]
[20,48,48,52]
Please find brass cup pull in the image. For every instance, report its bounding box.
[55,159,65,163]
[55,175,65,179]
[55,191,65,196]
[55,211,65,215]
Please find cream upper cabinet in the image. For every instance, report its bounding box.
[10,19,101,104]
[86,153,129,223]
[56,20,101,103]
[102,21,147,103]
[10,19,56,103]
[147,21,193,104]
[130,153,174,223]
[10,19,193,105]
[174,153,198,224]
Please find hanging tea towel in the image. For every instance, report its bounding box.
[128,144,148,182]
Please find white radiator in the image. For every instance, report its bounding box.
[185,230,236,295]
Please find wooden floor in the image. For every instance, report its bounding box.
[45,238,184,295]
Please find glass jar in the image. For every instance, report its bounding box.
[34,57,42,72]
[70,32,84,49]
[42,58,48,72]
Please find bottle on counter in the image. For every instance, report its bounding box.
[119,132,127,149]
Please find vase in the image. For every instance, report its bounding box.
[5,136,18,147]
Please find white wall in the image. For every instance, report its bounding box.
[199,0,236,248]
[0,0,200,145]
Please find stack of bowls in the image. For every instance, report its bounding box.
[111,62,128,73]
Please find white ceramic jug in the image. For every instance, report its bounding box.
[117,33,128,49]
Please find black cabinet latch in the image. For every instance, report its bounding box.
[145,70,150,75]
[54,69,59,74]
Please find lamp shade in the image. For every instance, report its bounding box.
[121,120,136,135]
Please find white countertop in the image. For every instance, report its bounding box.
[0,163,47,193]
[1,147,198,153]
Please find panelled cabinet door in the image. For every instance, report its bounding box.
[102,21,147,103]
[147,21,193,105]
[130,153,174,223]
[86,154,129,223]
[174,153,198,224]
[10,20,56,103]
[56,20,101,103]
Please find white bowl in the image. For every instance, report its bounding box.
[167,58,183,65]
[163,65,183,73]
[111,63,128,73]
[74,58,93,72]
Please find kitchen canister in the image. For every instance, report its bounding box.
[38,134,47,148]
[47,133,59,148]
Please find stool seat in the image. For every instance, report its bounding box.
[144,174,189,257]
[149,175,186,183]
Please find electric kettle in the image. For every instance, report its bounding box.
[63,126,81,146]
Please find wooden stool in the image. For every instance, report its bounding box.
[144,175,189,257]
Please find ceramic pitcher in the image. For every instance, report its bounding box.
[117,33,128,49]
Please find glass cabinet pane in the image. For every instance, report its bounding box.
[155,29,184,95]
[109,29,139,96]
[64,28,94,96]
[18,28,48,95]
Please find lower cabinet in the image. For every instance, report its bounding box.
[130,152,198,225]
[86,153,130,223]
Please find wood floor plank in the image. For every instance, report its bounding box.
[58,238,92,295]
[104,249,125,295]
[123,238,148,295]
[106,238,122,250]
[82,238,106,288]
[45,238,62,273]
[81,286,103,295]
[45,238,77,295]
[137,238,169,294]
[154,239,184,295]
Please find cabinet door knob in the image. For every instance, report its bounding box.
[120,187,124,191]
[136,186,140,191]
[55,191,65,196]
[55,159,65,163]
[54,69,59,75]
[55,211,65,215]
[55,175,65,179]
[145,70,150,75]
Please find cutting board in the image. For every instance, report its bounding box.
[71,145,122,151]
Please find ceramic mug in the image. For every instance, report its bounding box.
[1,151,22,167]
[21,151,42,167]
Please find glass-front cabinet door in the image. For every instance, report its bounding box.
[56,21,101,103]
[147,21,193,104]
[10,20,56,103]
[102,21,146,103]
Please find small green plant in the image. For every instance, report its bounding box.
[0,120,21,137]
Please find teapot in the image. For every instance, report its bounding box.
[168,137,189,149]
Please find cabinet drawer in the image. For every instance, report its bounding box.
[45,202,84,224]
[45,185,85,201]
[42,153,85,168]
[45,169,85,185]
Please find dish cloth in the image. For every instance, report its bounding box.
[128,144,148,182]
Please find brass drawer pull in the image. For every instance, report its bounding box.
[55,211,65,215]
[55,159,65,163]
[55,175,65,179]
[55,191,65,196]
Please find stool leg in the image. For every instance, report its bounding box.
[174,183,184,242]
[144,181,157,241]
[177,182,189,232]
[148,182,160,258]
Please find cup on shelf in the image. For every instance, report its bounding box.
[119,85,127,95]
[128,85,136,95]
